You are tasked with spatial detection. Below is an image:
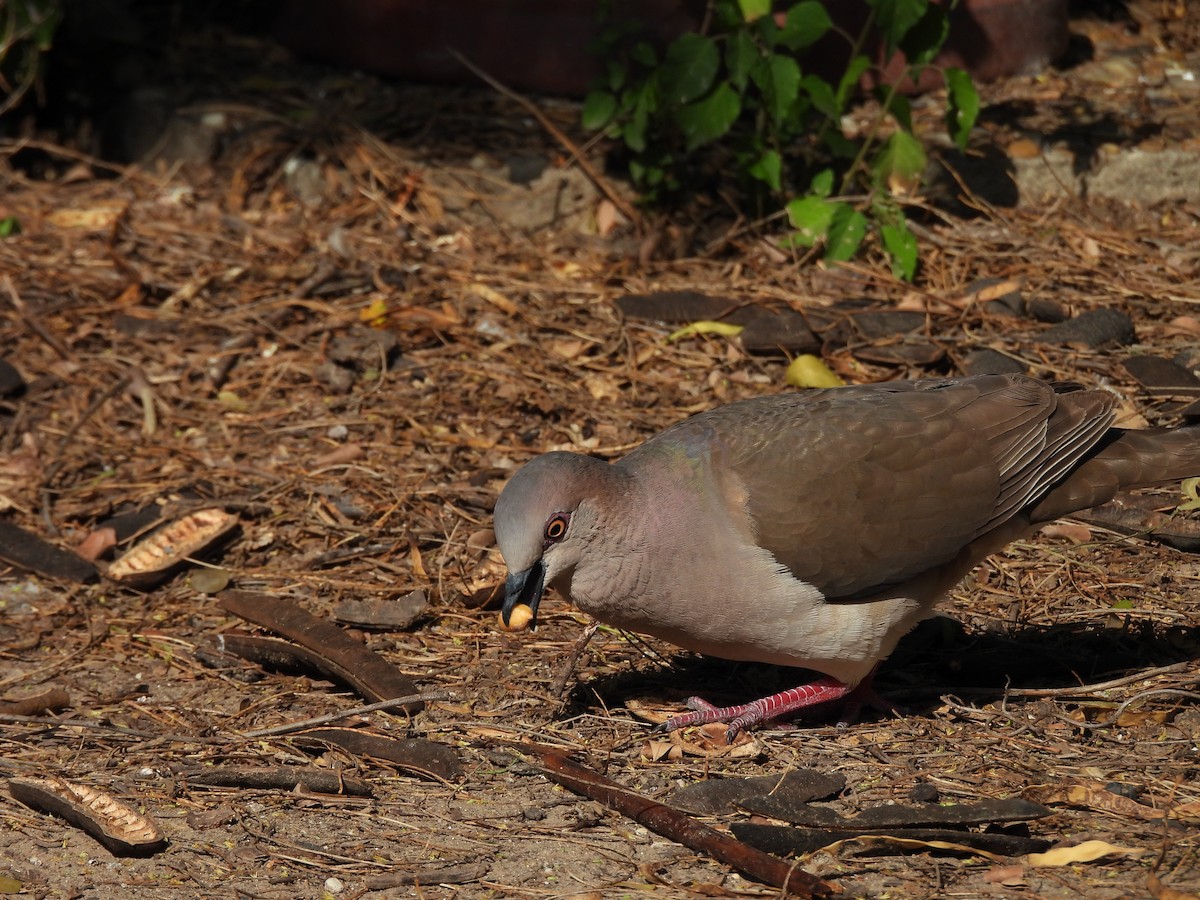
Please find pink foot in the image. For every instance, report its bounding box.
[654,675,855,743]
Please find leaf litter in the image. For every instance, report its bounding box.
[1,3,1200,897]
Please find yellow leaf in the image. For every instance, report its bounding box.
[666,320,744,342]
[1026,840,1145,867]
[785,354,844,388]
[359,297,390,326]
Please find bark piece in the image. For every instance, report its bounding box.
[669,770,845,816]
[1038,308,1135,348]
[292,727,462,782]
[1124,356,1200,398]
[217,591,423,710]
[175,765,372,796]
[0,687,70,716]
[0,521,98,583]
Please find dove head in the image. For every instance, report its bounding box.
[493,451,622,628]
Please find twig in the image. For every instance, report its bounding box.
[529,747,836,897]
[1003,662,1196,698]
[241,691,451,739]
[551,621,599,700]
[1047,688,1200,732]
[447,48,642,229]
[3,275,71,359]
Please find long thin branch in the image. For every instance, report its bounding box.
[448,49,642,229]
[528,746,836,897]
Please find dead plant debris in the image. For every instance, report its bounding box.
[2,2,1200,897]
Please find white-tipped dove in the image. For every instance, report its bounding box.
[494,374,1200,740]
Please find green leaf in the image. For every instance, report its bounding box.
[675,82,741,151]
[631,41,658,68]
[748,150,782,192]
[785,195,836,247]
[582,91,618,131]
[660,33,720,104]
[726,28,758,92]
[809,168,834,198]
[606,61,627,92]
[881,222,919,280]
[898,3,949,67]
[836,55,871,111]
[868,0,929,53]
[623,82,657,153]
[801,74,838,118]
[0,216,20,237]
[738,0,772,22]
[780,2,833,50]
[752,53,801,125]
[875,129,926,190]
[944,67,979,150]
[880,91,913,132]
[825,203,867,261]
[822,130,859,160]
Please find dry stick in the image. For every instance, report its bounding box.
[531,748,836,897]
[1003,661,1196,698]
[3,274,72,360]
[447,48,642,230]
[551,621,600,700]
[242,691,451,739]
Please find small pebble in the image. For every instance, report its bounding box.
[327,424,349,441]
[324,876,344,893]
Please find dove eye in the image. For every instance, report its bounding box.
[544,514,570,543]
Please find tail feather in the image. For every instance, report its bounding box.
[1029,426,1200,523]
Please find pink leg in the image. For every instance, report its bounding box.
[654,669,898,742]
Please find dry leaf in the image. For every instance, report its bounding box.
[1165,315,1200,337]
[1026,840,1145,867]
[1039,522,1093,543]
[785,354,844,389]
[666,320,744,342]
[1148,873,1198,900]
[75,527,118,562]
[825,834,1008,862]
[983,864,1027,885]
[594,199,625,237]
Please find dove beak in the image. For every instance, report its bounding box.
[501,560,546,629]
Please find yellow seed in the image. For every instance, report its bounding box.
[497,604,534,632]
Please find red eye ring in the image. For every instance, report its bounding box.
[544,514,569,542]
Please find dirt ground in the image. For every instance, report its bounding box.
[2,2,1200,898]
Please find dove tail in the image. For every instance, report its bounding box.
[1028,425,1200,523]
